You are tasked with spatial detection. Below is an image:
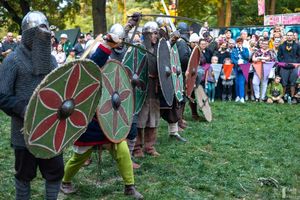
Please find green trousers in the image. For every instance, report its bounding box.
[63,141,134,185]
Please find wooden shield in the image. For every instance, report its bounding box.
[24,60,102,159]
[157,38,174,106]
[97,60,134,143]
[194,85,212,122]
[186,46,201,98]
[122,44,148,114]
[170,44,184,102]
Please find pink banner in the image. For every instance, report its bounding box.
[264,13,300,26]
[263,62,275,79]
[258,0,265,16]
[239,63,251,82]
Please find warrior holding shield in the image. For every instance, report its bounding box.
[0,11,64,200]
[60,27,143,199]
[133,21,161,157]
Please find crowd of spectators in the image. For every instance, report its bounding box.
[191,23,300,104]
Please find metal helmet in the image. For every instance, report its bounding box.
[177,22,189,34]
[109,23,125,40]
[142,21,158,33]
[156,17,169,28]
[21,11,49,31]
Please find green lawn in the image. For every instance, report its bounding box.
[0,102,299,200]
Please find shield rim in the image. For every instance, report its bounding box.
[122,44,148,114]
[186,46,201,98]
[170,44,184,102]
[157,38,174,106]
[23,59,102,159]
[195,85,212,122]
[96,59,134,143]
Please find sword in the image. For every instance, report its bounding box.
[160,0,176,31]
[127,14,202,24]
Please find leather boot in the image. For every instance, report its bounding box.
[133,128,144,158]
[124,185,144,199]
[189,101,200,120]
[144,127,160,157]
[178,103,187,129]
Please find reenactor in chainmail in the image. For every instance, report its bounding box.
[0,11,64,200]
[133,21,161,157]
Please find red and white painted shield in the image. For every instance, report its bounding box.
[24,60,102,158]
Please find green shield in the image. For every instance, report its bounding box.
[122,44,148,114]
[170,44,184,102]
[24,60,102,159]
[97,60,134,143]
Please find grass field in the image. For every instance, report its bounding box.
[0,101,299,200]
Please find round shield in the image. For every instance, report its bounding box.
[194,85,212,122]
[24,60,102,159]
[158,38,174,106]
[97,60,134,143]
[170,44,184,102]
[186,46,201,98]
[122,44,148,114]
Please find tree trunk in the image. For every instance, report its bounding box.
[225,0,231,27]
[0,0,27,33]
[92,0,106,36]
[217,0,225,27]
[269,0,276,15]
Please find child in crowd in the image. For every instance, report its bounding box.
[266,75,284,104]
[220,58,235,101]
[66,48,76,63]
[205,56,217,102]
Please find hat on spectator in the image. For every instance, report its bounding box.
[79,33,85,38]
[60,33,68,39]
[189,33,200,43]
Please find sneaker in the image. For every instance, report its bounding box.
[251,95,255,101]
[240,98,245,103]
[235,96,240,102]
[245,95,249,101]
[60,182,76,194]
[211,99,215,103]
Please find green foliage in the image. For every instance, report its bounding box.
[0,0,81,33]
[0,102,299,199]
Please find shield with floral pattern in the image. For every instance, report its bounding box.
[170,44,184,102]
[97,60,134,143]
[186,46,201,98]
[122,44,148,114]
[24,60,102,159]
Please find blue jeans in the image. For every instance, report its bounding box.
[235,69,245,98]
[205,82,215,100]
